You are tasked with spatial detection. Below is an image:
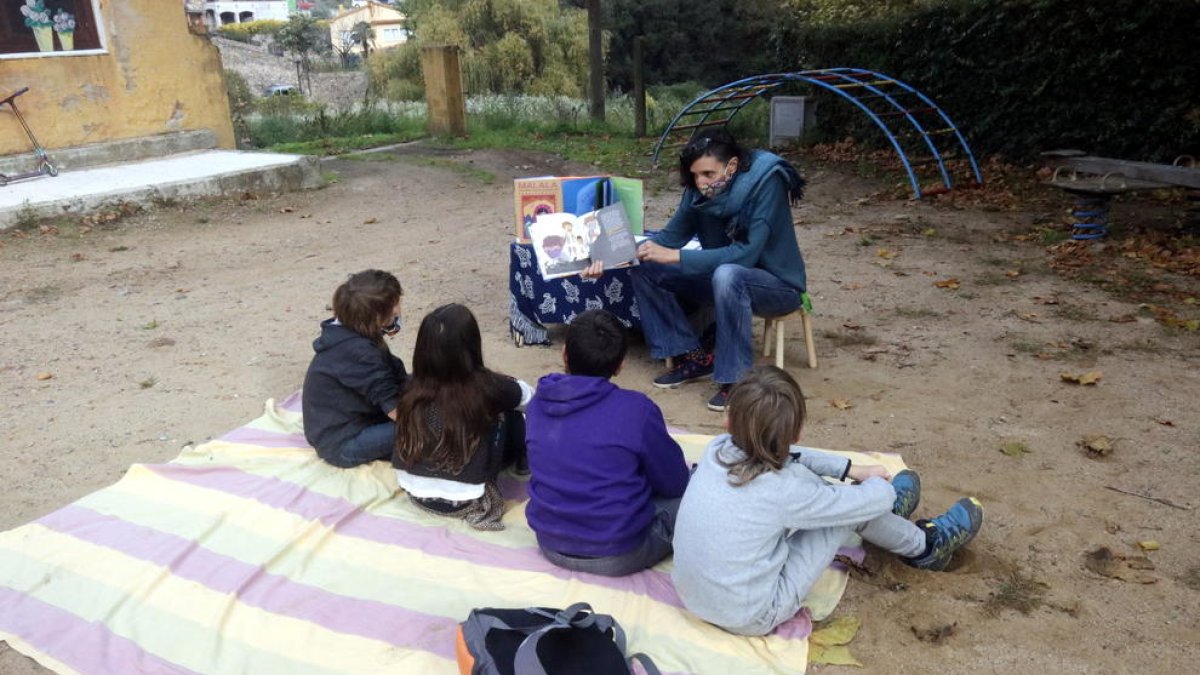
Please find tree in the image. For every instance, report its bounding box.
[353,20,375,60]
[275,15,328,94]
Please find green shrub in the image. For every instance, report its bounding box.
[217,19,286,42]
[774,0,1199,162]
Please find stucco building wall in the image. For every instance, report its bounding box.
[0,0,235,156]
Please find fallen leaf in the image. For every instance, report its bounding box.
[1109,314,1136,324]
[1104,521,1122,534]
[877,248,897,259]
[35,372,53,381]
[842,321,863,330]
[70,252,86,262]
[363,217,378,224]
[934,278,961,290]
[809,616,863,666]
[841,283,865,291]
[1016,312,1040,322]
[1060,371,1103,385]
[1005,269,1021,278]
[1153,418,1175,427]
[1000,441,1031,458]
[1084,547,1156,583]
[1032,296,1060,305]
[830,398,853,410]
[911,623,956,644]
[279,207,295,213]
[1137,540,1160,551]
[1078,434,1114,457]
[922,227,937,237]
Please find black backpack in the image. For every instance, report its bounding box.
[455,602,661,675]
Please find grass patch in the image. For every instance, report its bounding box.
[1053,303,1099,322]
[1115,338,1162,353]
[10,201,40,231]
[1008,337,1044,354]
[894,306,942,319]
[139,377,157,390]
[437,126,665,190]
[342,152,399,162]
[267,132,420,156]
[985,568,1047,616]
[1039,227,1071,245]
[820,329,879,347]
[400,156,496,184]
[973,271,1013,286]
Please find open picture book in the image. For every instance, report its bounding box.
[528,202,639,280]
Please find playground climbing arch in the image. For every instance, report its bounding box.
[653,69,984,200]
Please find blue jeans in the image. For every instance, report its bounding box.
[329,421,395,468]
[632,261,802,384]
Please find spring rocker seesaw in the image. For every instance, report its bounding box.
[1,86,59,186]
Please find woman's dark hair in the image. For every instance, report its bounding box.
[565,309,628,378]
[678,128,751,190]
[332,269,402,344]
[394,303,498,473]
[720,365,807,486]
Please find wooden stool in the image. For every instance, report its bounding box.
[762,308,817,369]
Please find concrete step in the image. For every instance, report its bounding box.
[0,129,218,175]
[0,149,323,229]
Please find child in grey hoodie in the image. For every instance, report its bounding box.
[671,365,983,636]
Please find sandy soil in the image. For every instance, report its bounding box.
[1,146,1197,674]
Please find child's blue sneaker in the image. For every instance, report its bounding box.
[904,497,983,571]
[891,469,921,519]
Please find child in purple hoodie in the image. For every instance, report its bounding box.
[525,309,690,576]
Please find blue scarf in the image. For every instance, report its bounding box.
[688,150,806,240]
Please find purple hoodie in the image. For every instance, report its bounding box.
[525,373,689,557]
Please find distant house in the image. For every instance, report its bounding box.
[329,1,407,57]
[203,1,290,29]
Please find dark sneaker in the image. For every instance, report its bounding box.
[653,350,714,389]
[706,384,732,412]
[891,469,921,519]
[904,497,983,571]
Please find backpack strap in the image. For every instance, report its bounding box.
[628,652,663,675]
[514,603,629,675]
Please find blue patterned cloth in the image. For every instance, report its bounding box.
[509,241,641,345]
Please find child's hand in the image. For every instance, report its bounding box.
[847,464,891,483]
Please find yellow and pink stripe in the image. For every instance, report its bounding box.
[0,395,907,674]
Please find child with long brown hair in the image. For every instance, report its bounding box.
[303,269,407,468]
[392,303,532,530]
[672,365,983,636]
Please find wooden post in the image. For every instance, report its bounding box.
[587,0,605,122]
[633,36,646,137]
[421,46,467,136]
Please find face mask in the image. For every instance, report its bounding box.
[700,164,736,198]
[381,316,402,336]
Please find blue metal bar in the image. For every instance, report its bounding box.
[807,68,952,193]
[838,68,984,187]
[650,70,984,200]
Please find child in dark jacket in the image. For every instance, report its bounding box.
[303,270,407,468]
[525,309,690,576]
[392,304,533,531]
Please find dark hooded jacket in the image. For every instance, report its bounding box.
[302,319,407,458]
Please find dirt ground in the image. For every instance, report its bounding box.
[1,145,1197,674]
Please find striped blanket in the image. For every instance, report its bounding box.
[0,393,907,674]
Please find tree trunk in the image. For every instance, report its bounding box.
[587,0,604,122]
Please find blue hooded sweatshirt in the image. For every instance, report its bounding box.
[525,373,690,557]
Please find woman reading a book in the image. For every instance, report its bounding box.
[586,128,807,413]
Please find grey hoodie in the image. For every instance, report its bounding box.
[671,434,894,632]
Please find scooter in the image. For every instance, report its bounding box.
[0,87,59,186]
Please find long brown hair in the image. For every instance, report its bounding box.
[393,304,498,473]
[332,269,402,345]
[721,366,807,486]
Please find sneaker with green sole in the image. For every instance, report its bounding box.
[904,497,983,571]
[891,469,921,519]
